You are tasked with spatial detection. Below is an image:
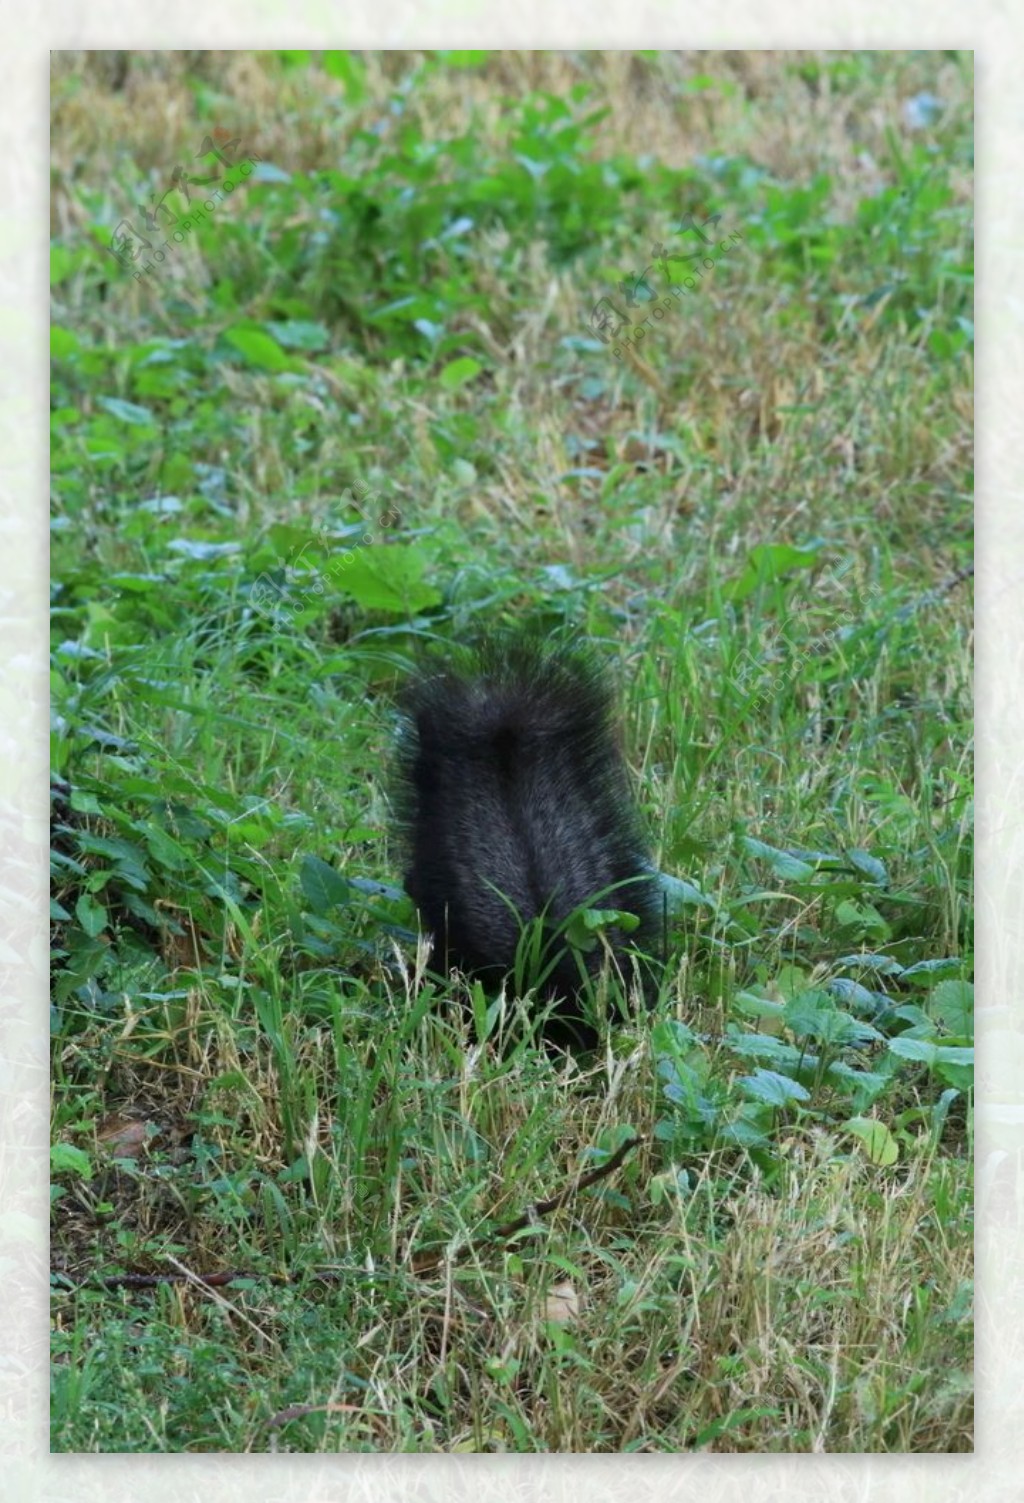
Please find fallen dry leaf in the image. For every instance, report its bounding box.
[96,1117,154,1158]
[544,1280,580,1325]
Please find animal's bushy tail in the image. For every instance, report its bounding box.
[392,627,662,1047]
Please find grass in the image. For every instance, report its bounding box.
[49,49,973,1453]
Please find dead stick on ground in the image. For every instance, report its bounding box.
[410,1134,646,1275]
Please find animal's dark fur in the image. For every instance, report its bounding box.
[393,629,662,1048]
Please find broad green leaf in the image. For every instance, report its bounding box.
[887,1037,975,1073]
[51,326,81,359]
[935,1050,974,1092]
[833,898,890,942]
[69,789,103,816]
[96,396,156,427]
[299,855,350,915]
[732,991,787,1024]
[901,957,965,987]
[50,245,76,284]
[657,873,718,911]
[835,953,905,976]
[322,51,367,100]
[739,1069,810,1107]
[263,522,324,563]
[742,837,814,881]
[167,538,241,561]
[788,996,879,1047]
[251,162,292,184]
[265,320,331,352]
[650,1018,698,1053]
[725,542,821,603]
[367,294,443,324]
[845,1116,899,1166]
[51,1143,93,1179]
[328,544,442,614]
[826,1061,890,1106]
[888,1035,937,1065]
[567,906,639,940]
[144,825,188,872]
[934,1045,974,1068]
[440,217,475,242]
[74,893,108,938]
[223,325,295,372]
[928,980,974,1039]
[439,357,483,391]
[136,496,184,515]
[846,849,888,885]
[826,977,882,1014]
[727,1033,803,1067]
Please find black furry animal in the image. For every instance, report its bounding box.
[393,629,662,1049]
